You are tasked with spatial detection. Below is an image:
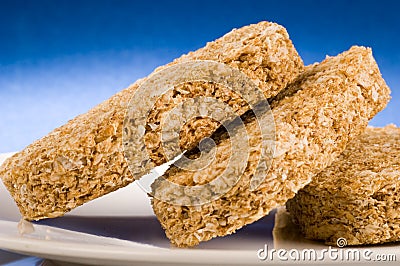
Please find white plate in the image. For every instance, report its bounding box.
[0,153,399,265]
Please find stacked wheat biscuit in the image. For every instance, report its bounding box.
[286,125,400,246]
[0,21,395,248]
[0,21,303,220]
[151,46,391,247]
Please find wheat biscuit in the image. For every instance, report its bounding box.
[0,21,303,220]
[151,46,391,247]
[286,125,400,246]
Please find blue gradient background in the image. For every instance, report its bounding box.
[0,0,399,153]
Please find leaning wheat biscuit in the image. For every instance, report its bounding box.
[151,46,391,247]
[286,125,400,246]
[0,21,303,220]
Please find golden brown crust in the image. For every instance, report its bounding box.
[151,46,391,247]
[286,125,400,246]
[145,21,304,165]
[0,21,303,220]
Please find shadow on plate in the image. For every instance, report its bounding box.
[36,211,276,250]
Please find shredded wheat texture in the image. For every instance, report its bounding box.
[286,125,400,246]
[0,21,303,220]
[151,46,391,247]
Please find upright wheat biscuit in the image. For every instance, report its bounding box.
[0,21,303,220]
[151,46,391,247]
